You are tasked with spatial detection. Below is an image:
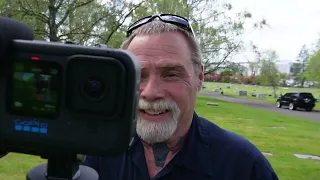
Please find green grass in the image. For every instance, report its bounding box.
[0,154,45,180]
[196,96,320,180]
[202,82,320,111]
[0,96,319,179]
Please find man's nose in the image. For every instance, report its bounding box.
[140,76,165,102]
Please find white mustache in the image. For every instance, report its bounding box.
[136,99,181,144]
[139,99,178,112]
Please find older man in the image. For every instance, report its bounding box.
[83,14,279,180]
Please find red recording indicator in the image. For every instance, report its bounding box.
[31,56,40,61]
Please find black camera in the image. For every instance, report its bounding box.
[0,39,140,159]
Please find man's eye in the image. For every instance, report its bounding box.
[164,72,180,78]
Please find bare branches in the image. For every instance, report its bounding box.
[57,0,94,27]
[103,1,145,44]
[17,0,48,23]
[203,41,241,75]
[5,0,259,73]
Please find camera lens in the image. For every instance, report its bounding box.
[81,77,106,101]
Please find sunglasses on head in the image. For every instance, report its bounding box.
[126,14,195,38]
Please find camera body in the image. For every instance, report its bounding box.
[0,40,140,157]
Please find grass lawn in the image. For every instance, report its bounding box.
[196,96,320,180]
[0,96,319,179]
[202,82,320,111]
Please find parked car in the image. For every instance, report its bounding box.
[276,92,317,111]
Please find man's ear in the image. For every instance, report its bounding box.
[197,65,204,92]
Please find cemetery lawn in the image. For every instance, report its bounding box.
[203,82,320,111]
[0,96,319,180]
[196,96,320,180]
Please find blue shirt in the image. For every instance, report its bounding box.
[83,112,279,180]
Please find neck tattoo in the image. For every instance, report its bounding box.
[151,137,185,168]
[152,143,170,167]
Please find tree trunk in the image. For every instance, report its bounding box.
[273,86,277,98]
[5,0,12,18]
[300,78,305,87]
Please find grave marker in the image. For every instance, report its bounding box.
[294,154,320,160]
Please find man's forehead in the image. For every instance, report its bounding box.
[128,33,190,53]
[127,33,193,70]
[140,61,185,69]
[130,44,181,56]
[137,52,192,72]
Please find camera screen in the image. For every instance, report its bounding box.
[10,60,62,118]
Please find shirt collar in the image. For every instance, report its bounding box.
[173,112,213,176]
[129,112,213,176]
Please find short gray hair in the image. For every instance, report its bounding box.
[120,20,202,75]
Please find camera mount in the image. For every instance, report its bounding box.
[26,152,98,180]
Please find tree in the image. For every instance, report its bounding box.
[0,0,142,46]
[290,45,309,87]
[196,7,267,74]
[247,43,265,76]
[290,62,303,82]
[258,50,280,98]
[0,0,13,17]
[1,0,267,73]
[279,72,290,87]
[303,50,320,87]
[220,70,234,76]
[222,62,248,76]
[248,61,260,76]
[127,0,267,74]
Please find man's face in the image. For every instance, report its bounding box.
[127,32,202,144]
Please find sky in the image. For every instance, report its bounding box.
[111,0,320,63]
[229,0,320,63]
[104,0,320,73]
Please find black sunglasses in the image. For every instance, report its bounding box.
[126,14,195,38]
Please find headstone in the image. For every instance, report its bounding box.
[293,154,320,160]
[213,88,220,92]
[262,152,273,156]
[272,126,287,129]
[257,93,267,98]
[238,91,247,96]
[206,102,219,106]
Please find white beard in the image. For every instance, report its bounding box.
[136,99,181,144]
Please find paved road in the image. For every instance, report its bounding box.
[199,91,320,122]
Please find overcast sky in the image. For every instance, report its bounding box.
[116,0,320,64]
[229,0,320,62]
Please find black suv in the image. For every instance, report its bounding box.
[276,92,317,111]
